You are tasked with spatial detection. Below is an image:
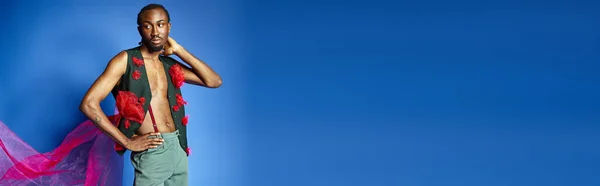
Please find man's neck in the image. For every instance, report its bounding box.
[140,44,161,61]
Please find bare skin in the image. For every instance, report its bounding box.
[79,8,222,152]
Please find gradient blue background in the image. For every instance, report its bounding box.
[1,0,599,186]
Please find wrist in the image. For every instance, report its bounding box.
[123,138,132,149]
[173,45,185,56]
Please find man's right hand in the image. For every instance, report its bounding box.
[126,132,164,152]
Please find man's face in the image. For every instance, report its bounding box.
[138,8,170,53]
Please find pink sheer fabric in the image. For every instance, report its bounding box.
[0,115,122,186]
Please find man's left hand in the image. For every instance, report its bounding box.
[161,37,182,57]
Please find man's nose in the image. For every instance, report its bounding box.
[151,26,159,36]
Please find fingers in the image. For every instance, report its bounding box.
[144,132,161,137]
[148,138,164,143]
[145,134,164,145]
[146,140,163,149]
[160,48,170,56]
[153,137,164,141]
[162,47,174,56]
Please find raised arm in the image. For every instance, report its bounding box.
[79,51,130,147]
[162,37,222,88]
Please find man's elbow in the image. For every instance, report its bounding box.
[79,99,97,114]
[206,78,222,88]
[79,101,90,113]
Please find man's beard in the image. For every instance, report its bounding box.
[143,40,164,53]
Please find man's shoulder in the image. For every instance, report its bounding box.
[123,46,142,54]
[105,48,136,70]
[110,46,141,62]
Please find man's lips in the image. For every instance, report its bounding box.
[151,38,161,44]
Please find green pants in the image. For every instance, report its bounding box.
[130,130,188,186]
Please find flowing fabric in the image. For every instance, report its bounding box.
[0,115,123,186]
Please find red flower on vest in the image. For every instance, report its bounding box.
[115,91,145,126]
[169,64,185,88]
[132,70,141,80]
[176,94,187,106]
[186,147,192,156]
[124,120,131,129]
[172,93,187,113]
[132,57,144,67]
[182,115,189,126]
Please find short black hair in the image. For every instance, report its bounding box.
[137,4,170,25]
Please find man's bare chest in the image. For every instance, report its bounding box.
[144,60,169,93]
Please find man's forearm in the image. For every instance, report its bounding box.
[175,47,222,88]
[80,102,130,147]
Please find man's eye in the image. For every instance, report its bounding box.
[145,25,151,29]
[158,23,164,27]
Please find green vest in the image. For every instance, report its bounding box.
[111,46,189,156]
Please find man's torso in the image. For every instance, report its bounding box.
[139,56,177,134]
[115,54,177,135]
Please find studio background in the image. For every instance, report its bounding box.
[0,1,244,185]
[0,0,599,186]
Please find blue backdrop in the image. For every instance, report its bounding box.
[0,1,243,185]
[0,0,599,186]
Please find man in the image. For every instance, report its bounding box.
[79,4,221,186]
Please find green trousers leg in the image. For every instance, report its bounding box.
[130,130,188,186]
